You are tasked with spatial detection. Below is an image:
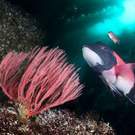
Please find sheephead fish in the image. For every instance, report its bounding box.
[82,42,135,104]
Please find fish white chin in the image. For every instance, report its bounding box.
[82,47,104,67]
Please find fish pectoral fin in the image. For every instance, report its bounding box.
[114,65,123,76]
[117,63,135,75]
[115,64,132,76]
[126,88,135,104]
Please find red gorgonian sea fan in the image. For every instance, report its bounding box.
[0,47,83,120]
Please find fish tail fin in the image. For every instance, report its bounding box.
[126,88,135,104]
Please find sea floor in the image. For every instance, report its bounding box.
[0,101,114,135]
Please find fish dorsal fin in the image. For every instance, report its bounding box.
[112,51,125,65]
[116,63,135,73]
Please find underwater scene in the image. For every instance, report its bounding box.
[0,0,135,134]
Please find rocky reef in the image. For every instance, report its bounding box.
[0,0,115,134]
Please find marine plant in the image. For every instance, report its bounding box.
[0,47,83,121]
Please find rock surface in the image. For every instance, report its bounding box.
[0,103,115,135]
[0,0,44,59]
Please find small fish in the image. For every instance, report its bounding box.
[82,42,135,104]
[108,31,120,44]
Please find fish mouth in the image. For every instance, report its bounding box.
[82,45,91,55]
